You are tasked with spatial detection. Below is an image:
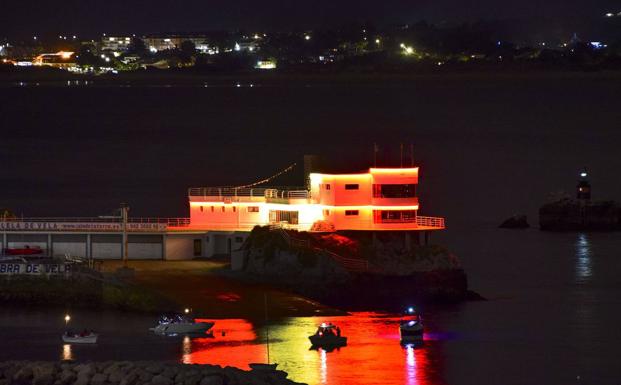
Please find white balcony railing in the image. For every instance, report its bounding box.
[415,216,445,229]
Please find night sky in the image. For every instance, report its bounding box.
[1,0,618,38]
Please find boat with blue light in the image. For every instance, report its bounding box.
[399,307,423,343]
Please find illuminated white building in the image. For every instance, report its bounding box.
[185,167,444,232]
[1,166,444,261]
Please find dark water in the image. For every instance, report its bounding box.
[1,75,620,384]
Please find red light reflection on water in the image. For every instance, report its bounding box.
[184,313,444,385]
[184,319,260,367]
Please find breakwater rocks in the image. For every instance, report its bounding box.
[539,199,621,231]
[0,361,305,385]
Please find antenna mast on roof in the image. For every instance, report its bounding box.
[373,143,378,167]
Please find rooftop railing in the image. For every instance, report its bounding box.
[189,186,310,201]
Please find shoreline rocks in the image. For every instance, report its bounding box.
[0,361,305,385]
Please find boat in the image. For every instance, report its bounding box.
[309,323,347,348]
[4,246,43,255]
[399,307,424,343]
[150,312,214,335]
[62,330,98,344]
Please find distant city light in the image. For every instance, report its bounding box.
[590,42,605,49]
[255,60,276,70]
[33,36,37,40]
[402,45,414,55]
[304,35,311,41]
[253,34,260,39]
[234,43,241,51]
[581,172,588,178]
[605,12,614,17]
[375,38,381,44]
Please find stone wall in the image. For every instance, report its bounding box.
[0,361,305,385]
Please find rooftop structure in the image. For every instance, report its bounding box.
[187,167,445,232]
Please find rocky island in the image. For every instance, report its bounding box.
[231,226,475,310]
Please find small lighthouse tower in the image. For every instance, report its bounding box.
[576,169,591,202]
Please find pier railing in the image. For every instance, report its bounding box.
[0,217,190,225]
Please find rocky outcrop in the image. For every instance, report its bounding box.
[0,361,304,385]
[539,199,621,231]
[235,226,472,306]
[499,215,530,229]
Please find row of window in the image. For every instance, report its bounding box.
[320,183,416,198]
[199,206,260,213]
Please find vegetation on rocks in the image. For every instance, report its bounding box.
[0,276,166,313]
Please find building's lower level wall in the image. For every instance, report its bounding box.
[1,231,251,261]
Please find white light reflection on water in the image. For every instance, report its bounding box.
[319,348,327,384]
[406,345,416,385]
[62,344,72,360]
[182,336,192,364]
[575,233,592,283]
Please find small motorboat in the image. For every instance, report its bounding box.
[399,307,424,343]
[150,312,214,335]
[309,323,347,348]
[62,330,98,344]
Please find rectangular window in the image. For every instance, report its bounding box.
[373,210,417,223]
[325,184,331,190]
[200,206,204,212]
[345,184,359,190]
[345,210,359,216]
[323,209,330,216]
[372,184,416,198]
[221,206,225,212]
[268,210,299,225]
[233,206,236,212]
[247,206,260,213]
[211,206,214,212]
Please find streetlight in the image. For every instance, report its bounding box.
[64,314,71,326]
[184,308,191,314]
